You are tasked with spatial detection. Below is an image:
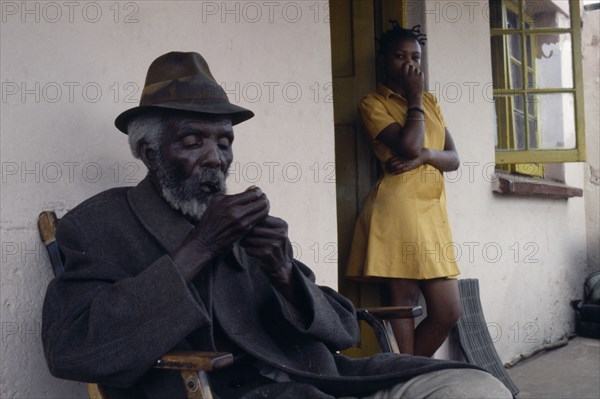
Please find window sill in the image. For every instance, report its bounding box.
[492,171,583,199]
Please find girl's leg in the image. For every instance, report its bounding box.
[413,278,461,357]
[386,279,421,354]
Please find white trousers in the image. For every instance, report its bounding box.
[362,369,513,399]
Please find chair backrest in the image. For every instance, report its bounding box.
[454,278,519,397]
[38,211,109,399]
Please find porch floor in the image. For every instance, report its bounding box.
[506,336,600,399]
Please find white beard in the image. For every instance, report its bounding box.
[156,161,227,222]
[160,188,210,222]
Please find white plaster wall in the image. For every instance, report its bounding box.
[0,1,336,397]
[419,0,593,363]
[582,3,600,270]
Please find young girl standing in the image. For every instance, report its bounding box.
[346,24,461,357]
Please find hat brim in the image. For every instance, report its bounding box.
[114,102,254,134]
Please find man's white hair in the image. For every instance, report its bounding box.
[127,113,166,159]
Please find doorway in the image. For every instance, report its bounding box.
[330,0,406,356]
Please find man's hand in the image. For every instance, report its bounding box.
[195,187,270,254]
[240,216,293,285]
[173,187,269,283]
[241,215,309,319]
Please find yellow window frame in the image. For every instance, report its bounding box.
[493,0,544,176]
[490,0,586,166]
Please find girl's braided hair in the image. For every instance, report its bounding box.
[378,21,427,55]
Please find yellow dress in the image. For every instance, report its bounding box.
[346,84,460,280]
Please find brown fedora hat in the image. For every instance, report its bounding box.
[114,51,254,134]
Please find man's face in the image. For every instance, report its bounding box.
[155,114,234,220]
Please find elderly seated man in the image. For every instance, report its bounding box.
[42,52,512,399]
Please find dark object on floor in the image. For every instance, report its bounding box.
[453,279,519,397]
[572,271,600,339]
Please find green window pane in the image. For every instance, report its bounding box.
[536,93,576,149]
[514,93,524,112]
[494,95,527,151]
[507,7,519,29]
[490,0,520,29]
[510,61,523,89]
[526,36,534,68]
[532,34,574,89]
[509,34,522,58]
[528,118,539,149]
[513,113,526,149]
[524,0,571,29]
[527,71,535,89]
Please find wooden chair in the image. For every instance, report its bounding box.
[38,211,421,399]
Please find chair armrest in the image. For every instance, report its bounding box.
[153,351,234,398]
[38,211,58,244]
[154,351,234,372]
[38,211,65,277]
[357,305,423,321]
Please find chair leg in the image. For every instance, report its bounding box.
[382,320,401,354]
[86,384,106,399]
[356,306,421,354]
[388,318,415,355]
